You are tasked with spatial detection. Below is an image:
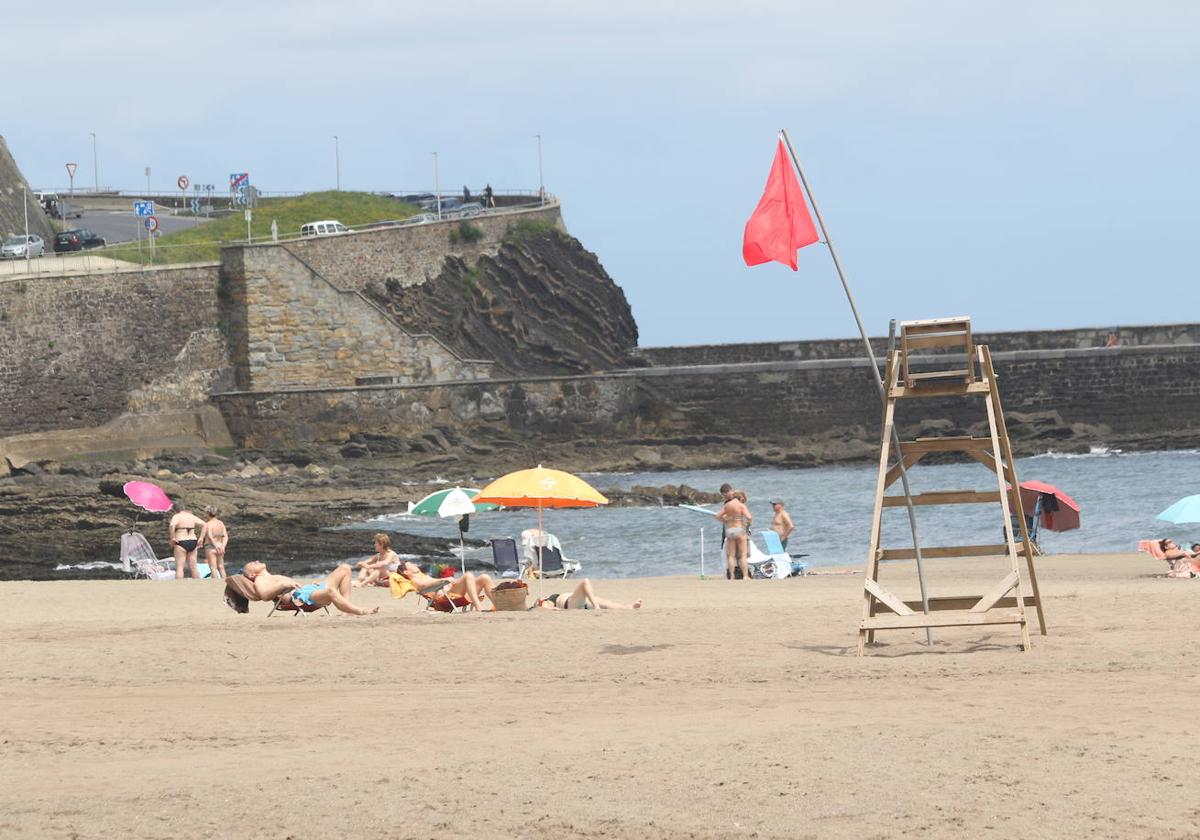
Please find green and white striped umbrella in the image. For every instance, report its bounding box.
[407,488,499,573]
[407,487,498,518]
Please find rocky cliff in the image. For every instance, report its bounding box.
[0,135,53,243]
[368,224,641,375]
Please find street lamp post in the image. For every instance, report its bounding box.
[536,134,545,204]
[22,185,30,263]
[145,166,151,197]
[432,151,441,220]
[333,135,341,190]
[90,132,98,192]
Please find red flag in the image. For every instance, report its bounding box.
[742,139,819,271]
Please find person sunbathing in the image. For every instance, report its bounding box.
[396,560,497,612]
[354,533,400,588]
[535,578,642,610]
[243,561,379,616]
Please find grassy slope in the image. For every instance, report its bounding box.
[101,191,419,265]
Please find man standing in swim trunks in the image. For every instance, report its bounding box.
[169,507,206,579]
[770,500,795,550]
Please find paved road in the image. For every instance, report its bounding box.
[70,210,213,245]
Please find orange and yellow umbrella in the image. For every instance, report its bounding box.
[476,466,608,593]
[475,465,608,509]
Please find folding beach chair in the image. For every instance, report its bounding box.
[760,530,808,577]
[267,593,331,618]
[222,574,330,616]
[388,573,475,612]
[521,531,581,578]
[491,538,521,578]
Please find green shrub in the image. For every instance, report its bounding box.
[449,220,484,245]
[503,218,556,243]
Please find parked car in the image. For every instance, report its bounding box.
[299,220,349,237]
[401,213,438,225]
[53,228,106,252]
[1,234,45,259]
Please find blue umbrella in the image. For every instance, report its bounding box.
[1156,495,1200,525]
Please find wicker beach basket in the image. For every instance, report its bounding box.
[492,580,529,611]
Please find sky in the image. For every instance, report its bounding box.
[6,1,1198,347]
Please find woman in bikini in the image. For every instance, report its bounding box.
[199,506,229,580]
[354,533,400,588]
[396,560,497,612]
[168,508,205,579]
[716,490,752,581]
[535,578,642,610]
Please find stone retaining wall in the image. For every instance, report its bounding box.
[0,264,222,436]
[276,203,564,292]
[219,245,494,391]
[636,323,1200,368]
[213,344,1200,448]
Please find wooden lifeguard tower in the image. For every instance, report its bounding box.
[858,316,1046,654]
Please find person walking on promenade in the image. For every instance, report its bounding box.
[770,500,795,550]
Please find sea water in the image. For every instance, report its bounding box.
[346,448,1200,578]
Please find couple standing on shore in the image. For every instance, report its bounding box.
[715,484,794,580]
[169,506,229,579]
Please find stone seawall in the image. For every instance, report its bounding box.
[637,323,1200,367]
[276,203,564,292]
[213,344,1200,450]
[0,264,222,436]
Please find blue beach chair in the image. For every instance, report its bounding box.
[760,530,808,577]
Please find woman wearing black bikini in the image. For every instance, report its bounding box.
[168,508,205,579]
[535,578,642,610]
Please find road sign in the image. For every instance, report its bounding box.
[190,198,201,213]
[145,216,159,232]
[229,172,249,189]
[177,175,189,190]
[133,200,154,217]
[65,162,77,177]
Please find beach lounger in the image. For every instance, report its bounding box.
[222,573,331,616]
[388,573,475,612]
[1139,539,1199,578]
[520,531,581,578]
[760,530,808,577]
[491,538,521,578]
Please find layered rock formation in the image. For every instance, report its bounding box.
[0,135,53,242]
[368,224,641,375]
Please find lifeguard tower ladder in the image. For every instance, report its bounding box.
[859,316,1046,654]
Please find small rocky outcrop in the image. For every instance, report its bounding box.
[369,225,640,374]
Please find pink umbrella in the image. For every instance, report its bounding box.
[1018,480,1080,532]
[123,481,173,514]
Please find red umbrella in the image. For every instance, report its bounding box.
[1018,480,1080,532]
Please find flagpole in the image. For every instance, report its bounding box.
[779,128,933,644]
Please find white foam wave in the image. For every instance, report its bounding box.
[1028,445,1123,460]
[55,561,123,572]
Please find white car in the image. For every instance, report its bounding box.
[299,220,349,237]
[1,234,45,259]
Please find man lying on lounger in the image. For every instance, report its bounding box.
[243,561,379,616]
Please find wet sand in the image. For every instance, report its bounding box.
[1,550,1196,839]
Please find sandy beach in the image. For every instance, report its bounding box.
[1,551,1197,839]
